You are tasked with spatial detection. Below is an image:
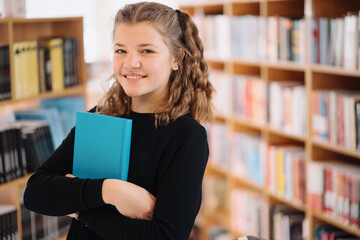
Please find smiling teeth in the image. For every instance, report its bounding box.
[126,75,144,79]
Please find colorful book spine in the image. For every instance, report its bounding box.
[307,161,360,228]
[312,90,360,152]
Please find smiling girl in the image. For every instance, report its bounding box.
[24,2,214,239]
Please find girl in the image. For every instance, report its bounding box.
[24,2,214,239]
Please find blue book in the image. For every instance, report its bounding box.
[73,112,132,181]
[40,97,85,135]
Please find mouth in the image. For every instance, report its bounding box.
[123,74,147,80]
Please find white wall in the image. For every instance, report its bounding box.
[25,0,179,63]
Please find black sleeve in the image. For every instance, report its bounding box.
[77,126,209,240]
[23,127,106,216]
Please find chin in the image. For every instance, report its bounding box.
[123,89,143,98]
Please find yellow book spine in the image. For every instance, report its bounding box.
[50,38,64,92]
[29,41,39,97]
[13,42,21,99]
[276,148,285,196]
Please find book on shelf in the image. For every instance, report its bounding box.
[0,45,10,101]
[314,225,358,240]
[210,70,233,117]
[14,108,64,148]
[231,15,266,61]
[230,132,266,187]
[0,204,18,240]
[267,16,306,63]
[202,175,228,214]
[270,205,305,240]
[266,145,305,204]
[40,96,85,135]
[39,38,65,92]
[312,90,360,151]
[197,15,231,60]
[232,75,266,125]
[231,189,269,238]
[268,81,306,136]
[13,41,39,100]
[207,122,231,169]
[311,12,360,70]
[0,119,55,182]
[307,161,360,228]
[73,112,132,181]
[11,37,79,98]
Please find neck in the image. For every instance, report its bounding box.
[131,97,162,113]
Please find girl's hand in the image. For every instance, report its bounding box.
[102,179,156,220]
[65,173,77,218]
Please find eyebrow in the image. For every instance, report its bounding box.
[114,43,159,49]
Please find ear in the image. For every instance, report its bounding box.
[171,48,185,71]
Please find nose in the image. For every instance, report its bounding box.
[124,52,141,69]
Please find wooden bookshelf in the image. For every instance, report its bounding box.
[181,0,360,239]
[0,17,86,240]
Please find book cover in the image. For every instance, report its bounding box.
[73,112,132,181]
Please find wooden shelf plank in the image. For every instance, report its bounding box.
[311,211,360,237]
[312,140,360,159]
[206,163,229,176]
[230,174,265,193]
[266,61,306,72]
[231,116,265,131]
[0,84,86,107]
[267,127,306,142]
[268,193,306,212]
[311,64,360,78]
[0,174,31,192]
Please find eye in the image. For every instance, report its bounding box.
[142,49,154,54]
[115,49,126,54]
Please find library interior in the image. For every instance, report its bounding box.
[0,0,360,239]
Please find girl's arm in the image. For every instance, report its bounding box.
[75,126,209,240]
[23,127,106,215]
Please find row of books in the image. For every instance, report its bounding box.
[232,75,266,125]
[193,14,306,63]
[231,189,269,238]
[266,145,305,204]
[311,13,360,70]
[0,120,54,184]
[0,205,18,240]
[210,71,307,136]
[0,45,10,101]
[307,161,360,228]
[229,132,266,187]
[202,175,228,214]
[312,90,360,151]
[208,123,306,204]
[207,123,231,169]
[270,205,305,240]
[12,37,79,100]
[210,71,267,123]
[314,225,358,239]
[267,17,306,63]
[268,81,306,136]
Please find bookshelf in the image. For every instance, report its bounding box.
[181,0,360,239]
[0,17,86,239]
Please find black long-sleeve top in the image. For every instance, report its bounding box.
[23,110,209,240]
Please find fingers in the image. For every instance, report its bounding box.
[65,173,76,178]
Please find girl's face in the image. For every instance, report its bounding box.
[113,22,178,113]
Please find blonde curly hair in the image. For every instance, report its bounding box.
[97,2,214,126]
